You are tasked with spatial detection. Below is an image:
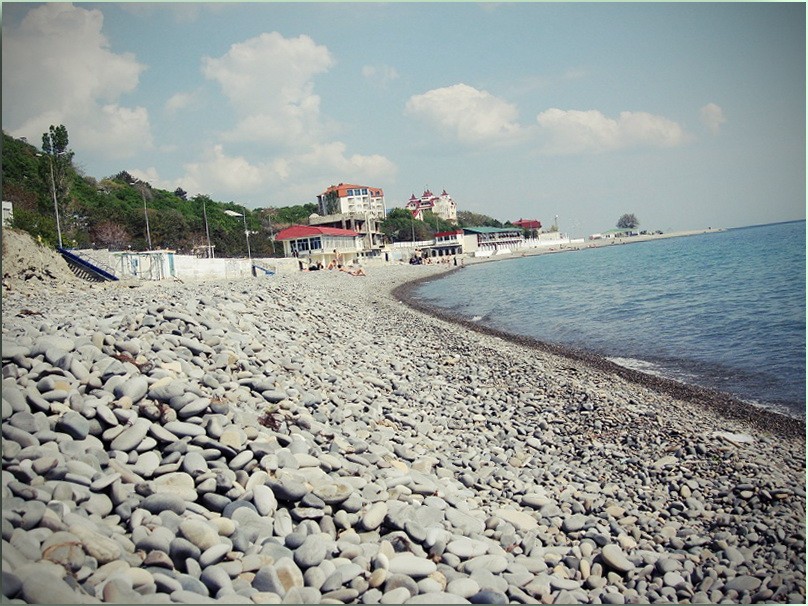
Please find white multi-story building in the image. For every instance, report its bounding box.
[405,189,458,223]
[317,183,386,219]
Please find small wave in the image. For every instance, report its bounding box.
[471,315,484,322]
[607,357,665,377]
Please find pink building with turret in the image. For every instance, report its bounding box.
[405,189,458,223]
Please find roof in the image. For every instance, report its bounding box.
[463,227,522,234]
[320,183,384,198]
[513,218,542,229]
[275,225,360,240]
[435,230,463,237]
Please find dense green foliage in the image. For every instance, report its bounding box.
[456,210,505,228]
[379,208,434,242]
[1,129,301,257]
[380,207,508,243]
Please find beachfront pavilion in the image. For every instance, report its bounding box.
[274,225,362,266]
[461,226,524,255]
[424,230,464,258]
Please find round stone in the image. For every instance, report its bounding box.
[601,544,635,574]
[179,519,220,551]
[55,411,90,440]
[388,553,437,577]
[140,493,187,515]
[294,534,329,569]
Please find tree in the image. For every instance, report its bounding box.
[380,208,434,242]
[617,213,639,229]
[93,220,131,250]
[40,124,75,242]
[322,190,340,215]
[269,203,319,226]
[456,210,503,228]
[422,210,456,234]
[112,170,138,185]
[174,187,188,200]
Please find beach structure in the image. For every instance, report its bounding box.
[417,226,527,258]
[275,225,362,266]
[308,212,386,258]
[405,189,458,223]
[2,201,13,227]
[590,228,639,240]
[512,218,542,235]
[317,183,386,219]
[111,249,177,280]
[460,226,524,256]
[428,230,465,257]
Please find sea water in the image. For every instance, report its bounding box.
[413,221,806,419]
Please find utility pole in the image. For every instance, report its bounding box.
[203,198,213,258]
[37,152,64,248]
[140,185,152,250]
[48,155,63,249]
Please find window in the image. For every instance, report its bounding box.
[309,237,322,250]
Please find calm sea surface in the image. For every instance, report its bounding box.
[413,221,806,419]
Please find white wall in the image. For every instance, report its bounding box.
[172,256,300,280]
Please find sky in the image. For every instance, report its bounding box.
[2,2,805,238]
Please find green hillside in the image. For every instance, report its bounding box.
[1,129,316,257]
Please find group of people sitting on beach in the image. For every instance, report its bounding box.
[409,254,459,266]
[301,250,366,276]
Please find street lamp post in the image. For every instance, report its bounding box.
[140,186,152,251]
[37,152,64,248]
[224,209,252,275]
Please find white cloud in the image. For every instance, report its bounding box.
[168,30,397,203]
[700,103,726,134]
[135,141,396,205]
[536,108,687,154]
[81,105,153,159]
[405,84,523,144]
[202,32,333,146]
[165,91,195,113]
[2,3,150,158]
[362,64,399,85]
[183,145,266,195]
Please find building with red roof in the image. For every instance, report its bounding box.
[512,218,542,231]
[274,225,361,264]
[405,189,458,223]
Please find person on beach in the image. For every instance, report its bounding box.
[340,266,366,276]
[332,249,343,269]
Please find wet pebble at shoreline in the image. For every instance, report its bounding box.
[1,266,805,604]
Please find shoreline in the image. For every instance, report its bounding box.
[459,227,726,269]
[392,269,805,440]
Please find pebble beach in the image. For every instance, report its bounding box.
[1,241,806,604]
